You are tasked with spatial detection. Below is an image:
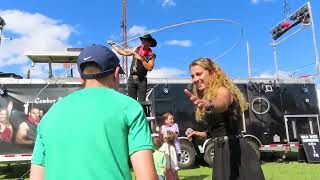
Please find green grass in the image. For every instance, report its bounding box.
[1,162,320,180]
[262,162,320,180]
[178,166,212,180]
[0,163,30,180]
[179,163,320,180]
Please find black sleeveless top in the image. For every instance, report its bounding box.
[130,46,154,78]
[204,101,242,137]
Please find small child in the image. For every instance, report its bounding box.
[152,133,166,180]
[160,131,179,180]
[160,112,181,161]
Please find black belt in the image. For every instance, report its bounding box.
[129,75,146,80]
[212,134,242,147]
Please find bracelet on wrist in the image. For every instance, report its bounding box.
[205,100,214,111]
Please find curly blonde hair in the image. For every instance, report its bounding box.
[189,57,248,121]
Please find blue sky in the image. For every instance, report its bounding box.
[0,0,319,80]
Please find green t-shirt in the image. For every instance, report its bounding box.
[31,87,153,180]
[153,150,166,176]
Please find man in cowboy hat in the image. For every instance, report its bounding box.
[108,34,157,103]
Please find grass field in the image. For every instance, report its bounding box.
[1,162,320,180]
[178,162,320,180]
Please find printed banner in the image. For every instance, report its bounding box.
[0,84,81,154]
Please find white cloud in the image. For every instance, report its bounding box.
[128,25,154,37]
[20,63,78,79]
[108,53,187,78]
[255,72,274,78]
[147,67,187,78]
[254,70,293,78]
[205,39,218,46]
[250,0,275,4]
[0,10,74,78]
[165,40,192,47]
[114,55,188,79]
[161,0,176,7]
[251,0,259,4]
[21,64,51,78]
[126,25,157,47]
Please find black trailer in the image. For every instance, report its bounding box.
[1,74,319,169]
[1,51,319,169]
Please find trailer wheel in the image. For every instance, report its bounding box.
[246,139,261,160]
[203,141,214,167]
[178,140,196,169]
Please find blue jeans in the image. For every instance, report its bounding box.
[128,76,147,102]
[158,175,165,180]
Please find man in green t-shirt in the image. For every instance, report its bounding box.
[30,44,157,180]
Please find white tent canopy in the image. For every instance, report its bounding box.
[25,48,83,78]
[26,49,82,64]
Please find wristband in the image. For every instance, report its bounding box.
[205,100,214,111]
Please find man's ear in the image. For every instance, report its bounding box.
[113,67,120,80]
[80,77,85,84]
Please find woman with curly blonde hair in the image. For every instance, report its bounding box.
[184,57,264,180]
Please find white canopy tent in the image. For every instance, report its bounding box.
[25,48,82,78]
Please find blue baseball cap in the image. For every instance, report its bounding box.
[77,44,125,79]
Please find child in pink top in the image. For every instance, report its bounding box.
[160,112,181,161]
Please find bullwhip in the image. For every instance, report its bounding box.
[113,18,244,60]
[33,18,244,103]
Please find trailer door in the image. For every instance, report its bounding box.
[284,115,320,143]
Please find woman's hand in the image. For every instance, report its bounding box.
[187,131,207,140]
[184,89,210,112]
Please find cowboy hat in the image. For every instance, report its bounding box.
[139,34,157,47]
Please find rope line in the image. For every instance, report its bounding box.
[114,18,244,61]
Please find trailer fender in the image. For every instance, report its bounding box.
[178,137,212,154]
[243,134,262,147]
[202,138,213,154]
[178,137,190,141]
[243,135,262,160]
